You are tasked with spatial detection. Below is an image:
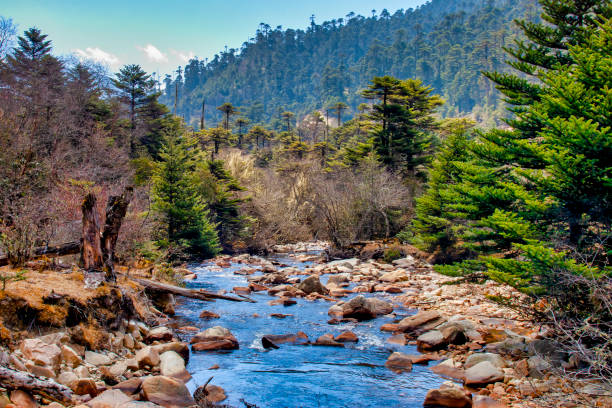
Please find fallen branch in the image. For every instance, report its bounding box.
[129,277,256,303]
[0,366,73,403]
[0,241,80,267]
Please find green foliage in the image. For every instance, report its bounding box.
[153,263,185,287]
[382,247,402,263]
[152,127,220,260]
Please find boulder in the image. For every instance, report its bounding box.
[190,327,239,351]
[296,275,329,295]
[392,256,415,268]
[472,395,507,408]
[327,274,350,285]
[398,310,444,334]
[25,362,55,378]
[430,360,465,381]
[19,338,61,368]
[339,296,376,321]
[417,330,446,351]
[9,390,38,408]
[198,311,220,319]
[86,389,132,408]
[145,327,173,343]
[386,334,407,345]
[423,384,472,408]
[141,376,195,408]
[113,378,143,396]
[159,351,191,383]
[203,385,226,403]
[151,342,189,364]
[61,345,82,368]
[527,356,552,379]
[367,298,393,316]
[57,371,79,387]
[72,378,99,396]
[464,353,506,370]
[261,332,309,346]
[135,346,160,368]
[261,336,280,349]
[334,331,358,343]
[464,361,505,387]
[109,361,127,378]
[84,351,112,367]
[313,334,344,347]
[385,352,413,373]
[380,270,408,283]
[192,340,239,351]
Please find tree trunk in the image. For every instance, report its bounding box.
[130,277,255,303]
[101,187,133,282]
[80,193,103,272]
[0,366,73,403]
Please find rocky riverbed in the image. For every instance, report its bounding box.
[0,243,610,408]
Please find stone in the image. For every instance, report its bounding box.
[392,257,415,268]
[367,298,393,316]
[25,362,55,378]
[417,330,446,351]
[327,274,350,285]
[380,270,408,283]
[296,275,329,295]
[334,331,358,343]
[57,371,79,387]
[486,338,527,357]
[9,390,37,408]
[74,365,90,379]
[85,351,112,367]
[190,327,238,351]
[159,351,190,383]
[248,283,268,292]
[19,339,61,368]
[261,336,280,349]
[192,340,239,351]
[141,376,195,408]
[151,343,189,364]
[464,353,507,370]
[199,311,220,319]
[268,298,296,306]
[135,346,160,368]
[380,323,399,332]
[430,360,466,381]
[527,356,552,379]
[203,385,226,403]
[233,287,251,295]
[262,332,309,345]
[313,334,344,347]
[398,310,444,334]
[109,361,128,378]
[145,327,173,343]
[439,322,468,346]
[61,345,82,368]
[112,378,143,396]
[423,384,472,408]
[339,296,376,321]
[464,361,505,387]
[385,352,413,373]
[386,334,407,346]
[473,395,507,408]
[86,389,132,408]
[73,378,99,396]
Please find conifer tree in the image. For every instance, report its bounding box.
[152,125,220,260]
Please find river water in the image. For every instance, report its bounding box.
[173,253,446,408]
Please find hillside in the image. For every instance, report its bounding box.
[162,0,540,127]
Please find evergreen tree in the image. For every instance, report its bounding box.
[152,125,220,260]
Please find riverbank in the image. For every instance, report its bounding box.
[0,244,610,407]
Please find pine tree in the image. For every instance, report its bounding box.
[152,126,220,260]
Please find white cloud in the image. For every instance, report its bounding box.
[171,49,196,63]
[138,44,168,63]
[73,47,120,67]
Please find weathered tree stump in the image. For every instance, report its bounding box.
[101,187,133,282]
[81,193,103,272]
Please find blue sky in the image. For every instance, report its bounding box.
[3,0,427,78]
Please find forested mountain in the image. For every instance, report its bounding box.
[162,0,540,127]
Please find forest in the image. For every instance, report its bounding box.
[0,0,611,407]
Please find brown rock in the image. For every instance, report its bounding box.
[334,331,358,343]
[380,324,400,332]
[160,351,191,383]
[204,385,226,403]
[233,287,251,295]
[61,345,82,368]
[145,327,174,343]
[270,313,292,319]
[248,283,268,292]
[386,334,407,345]
[424,385,472,408]
[25,363,55,379]
[151,342,190,364]
[296,275,329,295]
[9,390,37,408]
[385,352,413,373]
[464,362,505,387]
[112,378,142,396]
[473,395,507,408]
[430,363,466,381]
[313,334,344,347]
[73,378,99,397]
[398,310,444,335]
[340,296,376,321]
[262,332,309,345]
[268,298,296,306]
[199,311,220,319]
[141,376,195,408]
[86,389,132,408]
[135,347,160,368]
[192,340,238,351]
[19,339,61,369]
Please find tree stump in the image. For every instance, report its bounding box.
[101,187,133,282]
[81,193,103,272]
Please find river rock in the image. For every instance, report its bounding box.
[262,332,309,345]
[86,389,132,408]
[327,274,350,285]
[233,287,251,295]
[19,338,61,368]
[113,378,143,396]
[339,296,376,321]
[61,345,82,368]
[199,310,220,319]
[85,351,112,366]
[160,351,190,383]
[313,334,344,347]
[380,270,408,283]
[57,371,79,387]
[135,346,160,368]
[9,390,37,408]
[464,361,504,387]
[145,327,173,343]
[385,352,413,373]
[368,298,393,315]
[392,256,415,268]
[261,336,280,349]
[190,326,239,351]
[423,384,472,408]
[417,330,446,351]
[151,342,190,364]
[430,359,465,381]
[464,353,506,370]
[472,395,507,408]
[203,385,226,403]
[296,275,329,295]
[398,310,444,334]
[26,362,56,378]
[141,376,195,408]
[73,378,99,396]
[334,331,358,343]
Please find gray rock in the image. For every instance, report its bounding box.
[464,361,505,387]
[464,353,507,370]
[84,351,112,366]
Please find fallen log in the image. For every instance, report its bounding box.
[0,366,73,403]
[0,241,80,267]
[129,277,256,303]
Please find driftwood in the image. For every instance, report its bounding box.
[0,241,80,267]
[101,187,134,282]
[0,366,73,403]
[130,277,255,303]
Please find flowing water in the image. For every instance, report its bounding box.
[173,253,447,408]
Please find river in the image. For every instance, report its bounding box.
[172,251,447,408]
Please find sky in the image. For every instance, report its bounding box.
[3,0,427,79]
